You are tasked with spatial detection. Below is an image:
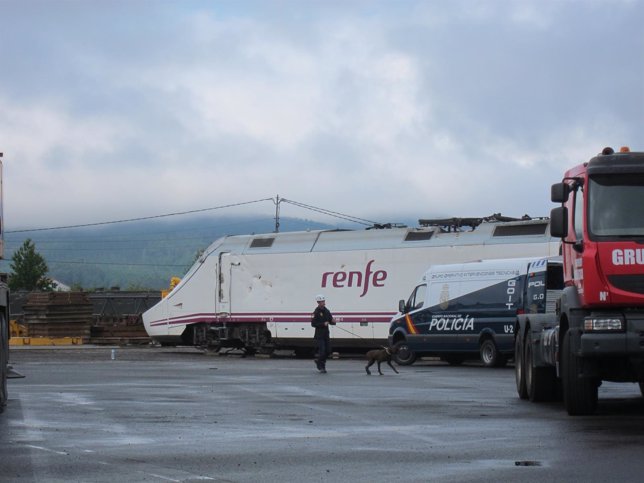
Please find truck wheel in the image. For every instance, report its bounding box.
[639,382,644,397]
[480,338,500,367]
[525,330,557,402]
[562,330,598,415]
[393,341,417,366]
[515,334,528,400]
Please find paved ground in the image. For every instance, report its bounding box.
[2,346,644,482]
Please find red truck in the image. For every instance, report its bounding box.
[515,146,644,415]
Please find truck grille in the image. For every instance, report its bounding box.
[607,274,644,295]
[546,290,562,313]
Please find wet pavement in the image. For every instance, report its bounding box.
[2,346,644,482]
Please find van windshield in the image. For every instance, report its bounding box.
[407,284,426,311]
[588,174,644,237]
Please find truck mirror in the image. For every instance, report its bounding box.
[550,207,568,238]
[551,182,570,203]
[398,299,406,313]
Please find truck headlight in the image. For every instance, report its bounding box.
[584,317,624,331]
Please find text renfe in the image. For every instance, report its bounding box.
[321,260,387,297]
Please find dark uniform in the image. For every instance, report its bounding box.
[311,301,335,373]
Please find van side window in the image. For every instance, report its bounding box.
[408,284,426,311]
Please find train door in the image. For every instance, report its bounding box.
[217,252,239,315]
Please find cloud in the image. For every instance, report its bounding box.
[0,0,642,229]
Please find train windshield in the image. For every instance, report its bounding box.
[588,174,644,237]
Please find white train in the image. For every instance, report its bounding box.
[142,217,560,354]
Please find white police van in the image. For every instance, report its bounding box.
[388,257,563,367]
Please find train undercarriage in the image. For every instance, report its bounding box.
[182,322,275,356]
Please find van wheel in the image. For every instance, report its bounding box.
[393,342,417,366]
[639,382,644,397]
[480,338,501,367]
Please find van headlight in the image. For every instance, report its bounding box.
[584,316,624,331]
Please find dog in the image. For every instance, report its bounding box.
[365,346,399,375]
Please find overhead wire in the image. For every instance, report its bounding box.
[6,198,275,233]
[2,215,278,248]
[6,196,378,235]
[280,198,381,226]
[2,197,379,275]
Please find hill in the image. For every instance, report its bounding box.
[1,215,352,290]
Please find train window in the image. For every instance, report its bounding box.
[404,231,434,241]
[250,238,275,248]
[493,223,548,236]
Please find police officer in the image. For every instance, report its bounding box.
[311,294,335,373]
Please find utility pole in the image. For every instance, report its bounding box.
[274,195,281,233]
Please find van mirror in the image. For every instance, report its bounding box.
[398,299,406,314]
[550,207,568,238]
[551,182,570,203]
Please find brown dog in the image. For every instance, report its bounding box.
[365,346,399,375]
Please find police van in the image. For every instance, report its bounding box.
[388,257,563,367]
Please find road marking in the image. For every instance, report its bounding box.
[24,444,68,455]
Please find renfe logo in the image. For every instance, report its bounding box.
[321,260,387,297]
[612,249,644,266]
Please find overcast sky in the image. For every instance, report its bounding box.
[1,0,642,230]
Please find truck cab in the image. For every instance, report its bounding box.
[552,147,644,308]
[516,147,644,415]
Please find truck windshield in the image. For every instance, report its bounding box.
[588,174,644,237]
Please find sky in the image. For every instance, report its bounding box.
[1,0,643,230]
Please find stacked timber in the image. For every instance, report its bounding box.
[23,292,93,340]
[90,315,150,344]
[88,291,157,344]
